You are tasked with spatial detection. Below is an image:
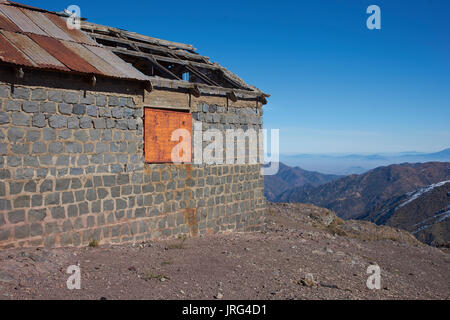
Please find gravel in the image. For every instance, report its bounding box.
[0,203,448,300]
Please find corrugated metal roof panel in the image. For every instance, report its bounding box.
[87,45,149,81]
[1,30,69,71]
[0,2,155,83]
[0,32,36,66]
[29,33,100,74]
[0,10,20,32]
[0,4,46,35]
[21,9,74,41]
[61,41,128,78]
[44,12,98,46]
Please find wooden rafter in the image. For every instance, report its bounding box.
[87,32,209,63]
[111,47,220,86]
[81,21,196,52]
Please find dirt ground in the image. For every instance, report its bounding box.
[0,203,449,300]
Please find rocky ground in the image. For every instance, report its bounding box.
[0,203,449,300]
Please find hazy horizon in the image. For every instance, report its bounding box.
[280,147,450,157]
[278,147,450,175]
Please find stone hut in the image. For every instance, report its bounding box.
[0,1,269,249]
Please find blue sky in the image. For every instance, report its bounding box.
[23,0,450,154]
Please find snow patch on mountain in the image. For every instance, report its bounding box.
[412,209,450,234]
[399,180,450,209]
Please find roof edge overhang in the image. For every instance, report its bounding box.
[0,60,145,84]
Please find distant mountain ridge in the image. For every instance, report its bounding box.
[264,163,342,201]
[273,161,450,246]
[276,162,450,220]
[427,148,450,158]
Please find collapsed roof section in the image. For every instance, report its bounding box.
[81,21,269,103]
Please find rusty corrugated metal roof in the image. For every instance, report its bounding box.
[22,9,73,41]
[87,44,150,81]
[0,4,46,35]
[0,31,34,66]
[44,12,98,46]
[1,30,69,71]
[0,10,20,32]
[61,41,127,78]
[0,1,149,82]
[29,33,100,74]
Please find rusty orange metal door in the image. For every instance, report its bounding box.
[144,108,192,163]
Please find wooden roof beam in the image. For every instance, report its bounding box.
[109,46,218,71]
[110,46,247,90]
[163,50,246,90]
[116,52,181,81]
[86,32,209,63]
[81,21,196,52]
[184,65,220,87]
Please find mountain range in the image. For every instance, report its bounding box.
[269,161,450,246]
[264,163,342,201]
[280,148,450,175]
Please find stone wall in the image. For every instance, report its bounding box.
[0,78,266,249]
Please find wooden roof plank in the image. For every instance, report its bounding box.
[86,32,209,63]
[110,46,217,71]
[82,21,195,52]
